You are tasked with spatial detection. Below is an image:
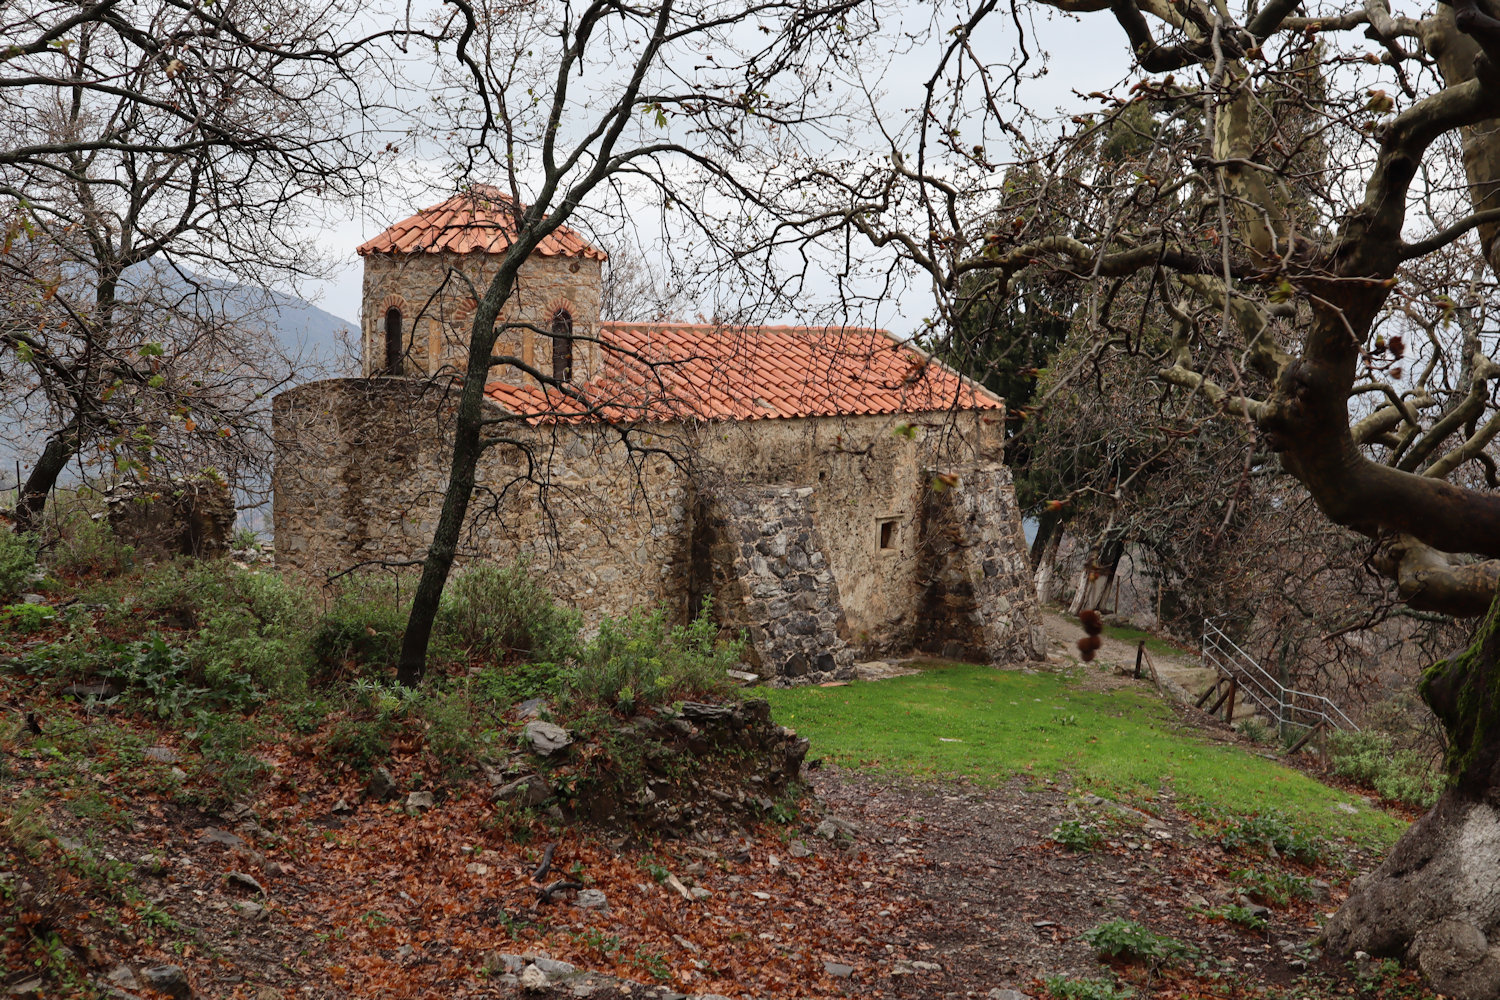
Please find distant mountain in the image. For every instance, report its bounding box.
[196,277,360,381]
[2,270,359,516]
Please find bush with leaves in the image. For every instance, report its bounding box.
[1229,867,1317,907]
[1044,976,1134,1000]
[1327,730,1442,809]
[326,679,413,772]
[189,571,314,704]
[0,602,55,634]
[1220,811,1325,863]
[187,711,272,805]
[0,530,37,601]
[563,599,741,713]
[83,560,315,706]
[474,659,566,709]
[46,511,134,580]
[1051,818,1103,852]
[306,578,411,685]
[1080,918,1192,963]
[439,560,580,665]
[98,636,206,719]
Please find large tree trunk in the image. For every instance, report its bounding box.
[1325,595,1500,997]
[1029,507,1062,569]
[13,416,83,534]
[1033,526,1064,605]
[1068,528,1125,616]
[395,253,520,686]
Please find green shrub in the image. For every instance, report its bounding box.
[119,557,234,629]
[1079,919,1191,963]
[1236,718,1272,744]
[99,635,206,719]
[326,713,403,773]
[418,686,483,774]
[563,600,740,712]
[439,561,579,664]
[306,580,409,684]
[1328,730,1442,809]
[1220,811,1324,863]
[474,659,565,708]
[188,712,272,805]
[1051,818,1103,852]
[1229,867,1316,907]
[0,530,37,601]
[0,602,55,634]
[56,564,314,710]
[189,572,314,703]
[1210,904,1268,931]
[324,679,420,772]
[280,697,332,735]
[1044,976,1134,1000]
[46,513,133,580]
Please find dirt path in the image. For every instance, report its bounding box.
[1035,607,1261,722]
[487,763,1384,1000]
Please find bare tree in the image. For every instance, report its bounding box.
[0,0,398,529]
[804,0,1500,990]
[394,0,877,684]
[599,239,689,323]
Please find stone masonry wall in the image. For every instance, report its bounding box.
[272,378,692,623]
[918,464,1046,663]
[360,252,604,384]
[695,411,1008,654]
[273,379,1044,678]
[706,484,855,685]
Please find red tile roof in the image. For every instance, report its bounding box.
[484,322,1003,424]
[356,185,607,259]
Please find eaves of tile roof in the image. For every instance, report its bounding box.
[356,185,607,260]
[484,322,1004,424]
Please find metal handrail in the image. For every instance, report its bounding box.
[1200,618,1359,733]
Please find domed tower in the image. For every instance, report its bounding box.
[355,185,607,385]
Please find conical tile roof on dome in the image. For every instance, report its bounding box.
[356,185,607,259]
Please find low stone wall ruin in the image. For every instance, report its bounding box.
[106,475,236,561]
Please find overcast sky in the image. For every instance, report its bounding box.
[301,5,1135,332]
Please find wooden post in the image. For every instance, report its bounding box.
[1285,720,1325,756]
[1195,678,1223,709]
[1134,640,1145,680]
[1223,678,1237,724]
[1207,679,1235,717]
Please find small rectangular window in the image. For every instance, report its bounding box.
[878,519,898,550]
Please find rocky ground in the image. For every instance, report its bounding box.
[1,612,1427,1000]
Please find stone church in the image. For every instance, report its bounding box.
[272,185,1044,683]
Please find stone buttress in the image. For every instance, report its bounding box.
[703,483,857,685]
[918,464,1046,664]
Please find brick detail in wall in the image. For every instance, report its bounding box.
[708,484,856,685]
[918,464,1046,664]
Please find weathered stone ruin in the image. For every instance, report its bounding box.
[107,475,236,561]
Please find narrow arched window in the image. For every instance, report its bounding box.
[384,307,404,375]
[551,309,574,383]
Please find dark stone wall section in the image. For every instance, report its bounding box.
[919,464,1046,664]
[708,484,856,686]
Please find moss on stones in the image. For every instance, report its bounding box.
[1420,589,1500,788]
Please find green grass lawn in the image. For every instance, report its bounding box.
[759,661,1407,849]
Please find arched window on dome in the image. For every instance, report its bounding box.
[551,309,574,383]
[384,307,404,375]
